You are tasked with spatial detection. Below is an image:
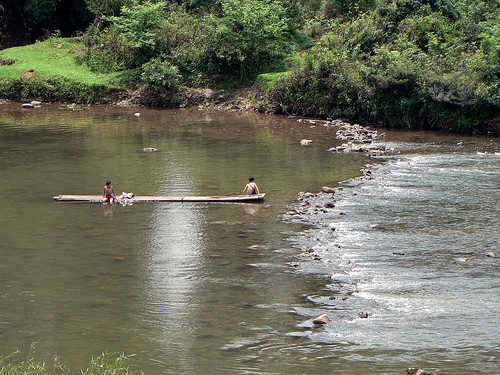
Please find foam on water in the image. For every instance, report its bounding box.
[309,148,500,373]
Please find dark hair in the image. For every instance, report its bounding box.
[249,177,254,182]
[106,181,112,185]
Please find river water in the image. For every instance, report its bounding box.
[0,103,498,374]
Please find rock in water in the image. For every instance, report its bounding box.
[358,310,370,319]
[321,186,336,194]
[406,368,435,375]
[312,314,331,325]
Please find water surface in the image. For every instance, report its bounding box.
[1,103,499,374]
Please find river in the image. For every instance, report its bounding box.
[0,102,498,374]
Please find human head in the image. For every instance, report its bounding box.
[106,181,112,186]
[249,177,254,182]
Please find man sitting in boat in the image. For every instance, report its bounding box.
[242,177,259,195]
[103,181,117,203]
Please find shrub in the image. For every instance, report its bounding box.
[141,58,181,92]
[200,0,294,85]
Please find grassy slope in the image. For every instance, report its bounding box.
[0,38,118,86]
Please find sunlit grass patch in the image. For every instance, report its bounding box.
[0,38,119,87]
[254,71,291,91]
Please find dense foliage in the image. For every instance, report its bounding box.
[81,0,296,87]
[270,0,500,131]
[1,0,500,131]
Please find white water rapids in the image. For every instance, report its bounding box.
[285,144,500,374]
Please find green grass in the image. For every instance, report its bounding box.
[254,72,289,91]
[0,38,119,87]
[0,345,142,375]
[253,55,305,91]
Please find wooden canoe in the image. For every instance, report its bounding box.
[53,193,266,203]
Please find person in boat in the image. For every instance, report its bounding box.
[103,181,117,203]
[242,177,259,195]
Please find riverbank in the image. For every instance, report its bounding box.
[5,81,500,137]
[2,32,500,135]
[0,36,498,135]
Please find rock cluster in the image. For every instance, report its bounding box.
[327,122,396,156]
[329,141,388,156]
[336,123,382,142]
[282,178,381,332]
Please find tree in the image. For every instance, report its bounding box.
[105,0,166,60]
[84,0,128,35]
[0,0,92,48]
[204,0,294,82]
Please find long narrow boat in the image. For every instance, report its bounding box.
[53,193,265,203]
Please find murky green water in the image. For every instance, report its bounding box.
[2,103,499,375]
[0,103,369,373]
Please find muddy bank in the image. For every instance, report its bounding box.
[115,86,276,114]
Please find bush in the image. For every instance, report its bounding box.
[141,58,181,92]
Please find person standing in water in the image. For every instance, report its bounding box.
[242,177,259,195]
[103,181,117,203]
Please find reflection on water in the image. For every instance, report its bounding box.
[1,102,499,374]
[0,103,368,374]
[242,203,260,216]
[143,204,204,370]
[102,204,116,218]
